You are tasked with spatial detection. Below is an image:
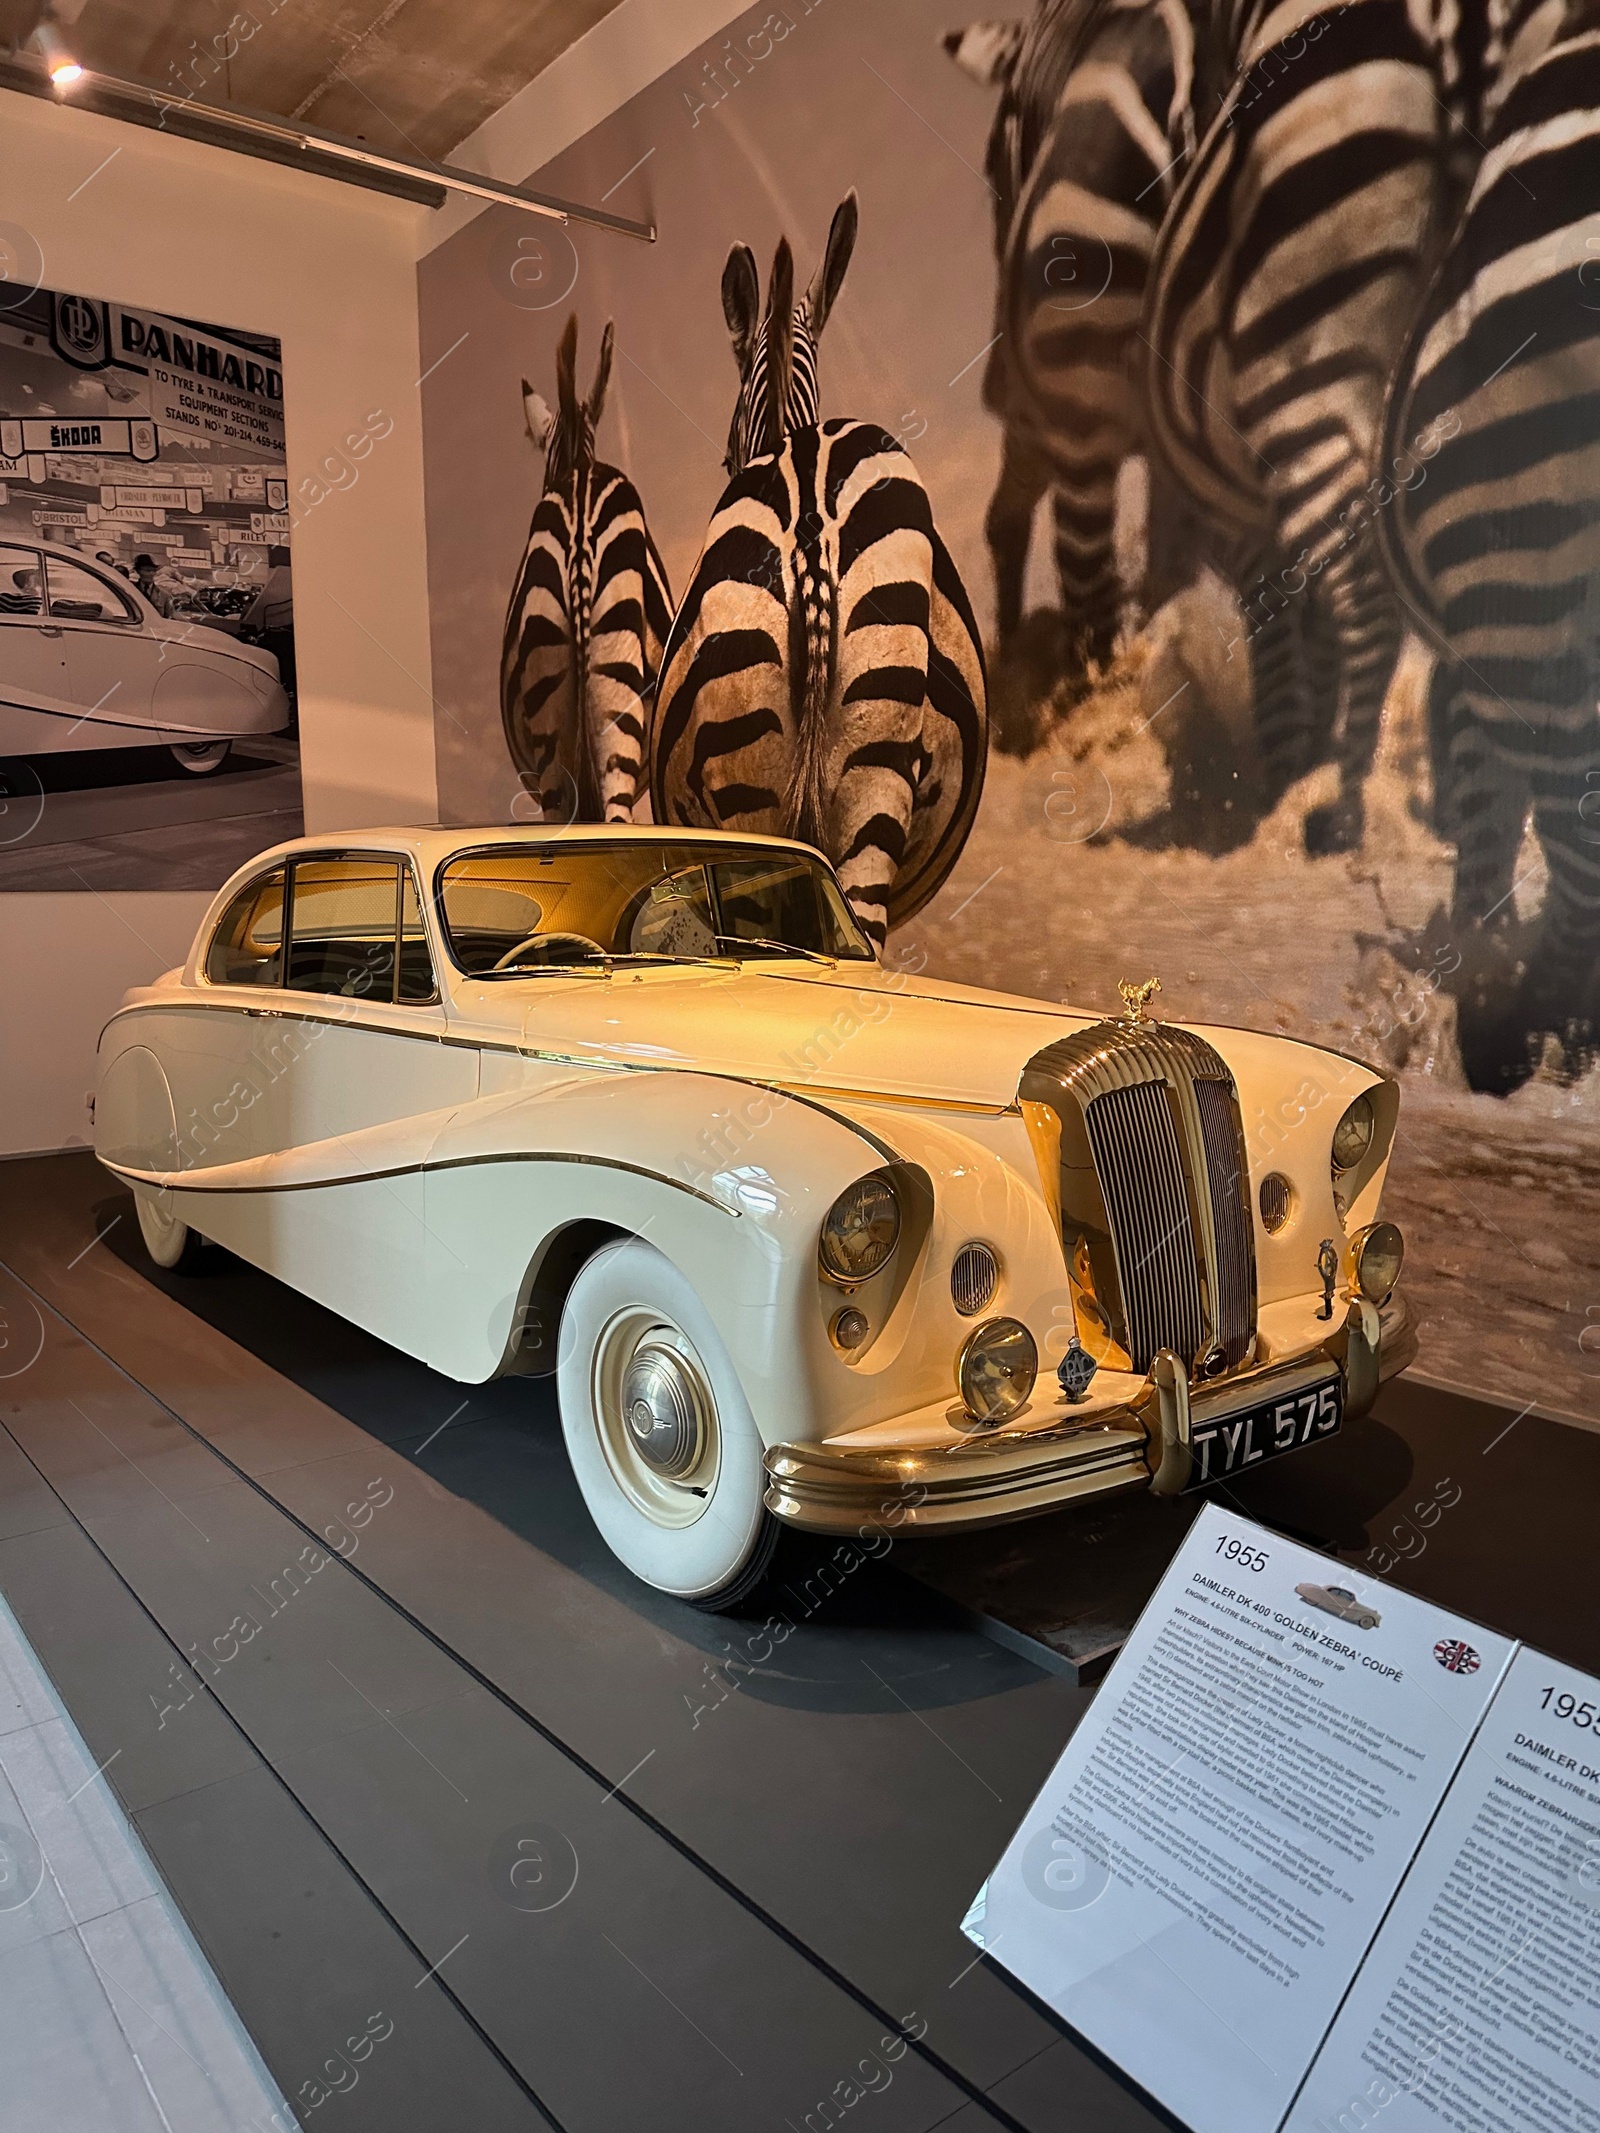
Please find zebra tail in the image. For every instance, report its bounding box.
[783,546,835,849]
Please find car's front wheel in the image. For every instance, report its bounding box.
[168,741,230,776]
[557,1238,778,1608]
[132,1185,207,1271]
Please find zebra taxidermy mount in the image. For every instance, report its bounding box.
[650,192,988,952]
[500,315,674,822]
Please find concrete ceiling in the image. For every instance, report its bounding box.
[0,0,626,162]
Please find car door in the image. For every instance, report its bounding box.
[42,551,164,740]
[0,543,74,746]
[247,853,479,1349]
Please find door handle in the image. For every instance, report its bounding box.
[38,626,62,637]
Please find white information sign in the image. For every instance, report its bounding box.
[1286,1644,1600,2133]
[965,1504,1515,2133]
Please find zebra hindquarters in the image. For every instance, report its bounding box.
[501,488,580,819]
[1376,21,1600,1082]
[890,527,989,934]
[650,495,793,841]
[586,481,668,821]
[818,510,935,953]
[1002,51,1158,673]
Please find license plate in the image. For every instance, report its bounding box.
[1185,1373,1342,1491]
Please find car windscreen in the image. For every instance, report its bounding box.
[435,842,874,975]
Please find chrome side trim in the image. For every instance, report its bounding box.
[101,1149,739,1216]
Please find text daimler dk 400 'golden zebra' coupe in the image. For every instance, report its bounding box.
[95,825,1413,1607]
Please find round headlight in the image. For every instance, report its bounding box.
[819,1173,900,1283]
[957,1317,1038,1427]
[1351,1221,1404,1304]
[1331,1093,1376,1172]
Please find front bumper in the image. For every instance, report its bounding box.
[763,1288,1415,1537]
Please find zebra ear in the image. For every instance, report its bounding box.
[721,244,761,375]
[588,319,615,425]
[766,238,795,446]
[806,192,858,342]
[521,380,554,447]
[555,313,580,419]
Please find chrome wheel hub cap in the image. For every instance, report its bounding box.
[621,1342,706,1478]
[592,1310,720,1528]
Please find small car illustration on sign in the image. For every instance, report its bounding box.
[1296,1582,1383,1630]
[95,825,1415,1606]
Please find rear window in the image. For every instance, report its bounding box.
[205,866,286,986]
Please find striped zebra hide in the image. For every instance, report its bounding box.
[650,419,987,950]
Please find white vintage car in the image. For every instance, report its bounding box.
[0,539,288,774]
[94,826,1415,1604]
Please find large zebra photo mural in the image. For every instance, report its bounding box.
[419,0,1600,1418]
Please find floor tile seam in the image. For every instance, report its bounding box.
[0,1401,568,2133]
[0,1254,1047,2132]
[16,1719,183,2131]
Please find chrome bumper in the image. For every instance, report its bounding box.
[763,1290,1414,1537]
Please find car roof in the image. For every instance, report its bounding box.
[8,538,133,567]
[236,824,829,869]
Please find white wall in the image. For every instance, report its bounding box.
[420,0,752,257]
[0,88,438,1155]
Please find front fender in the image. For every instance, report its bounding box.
[417,1070,913,1432]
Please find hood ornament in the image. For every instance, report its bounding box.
[1118,975,1161,1024]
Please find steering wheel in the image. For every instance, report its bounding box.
[491,931,608,972]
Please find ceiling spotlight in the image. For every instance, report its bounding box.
[33,20,84,88]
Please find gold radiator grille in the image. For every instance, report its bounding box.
[1019,1019,1259,1378]
[1085,1081,1205,1373]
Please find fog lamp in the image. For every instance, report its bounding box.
[1331,1093,1376,1172]
[957,1317,1037,1426]
[819,1173,899,1283]
[1350,1221,1404,1305]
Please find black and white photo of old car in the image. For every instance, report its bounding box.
[0,539,290,776]
[1295,1582,1382,1630]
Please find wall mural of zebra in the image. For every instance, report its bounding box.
[946,0,1205,701]
[419,0,1600,1416]
[1380,0,1600,1090]
[650,195,989,951]
[501,315,674,822]
[1140,0,1450,858]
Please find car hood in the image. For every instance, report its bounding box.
[471,962,1098,1109]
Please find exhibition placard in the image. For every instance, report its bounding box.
[1284,1643,1600,2133]
[962,1504,1522,2133]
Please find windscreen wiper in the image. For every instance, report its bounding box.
[714,935,837,966]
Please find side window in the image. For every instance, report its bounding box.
[45,554,137,624]
[205,866,287,986]
[397,869,437,1002]
[286,859,399,999]
[0,545,43,617]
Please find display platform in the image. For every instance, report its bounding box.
[897,1372,1600,1686]
[0,1148,1593,2133]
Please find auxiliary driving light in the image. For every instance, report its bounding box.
[957,1317,1037,1427]
[1350,1221,1404,1305]
[819,1173,900,1283]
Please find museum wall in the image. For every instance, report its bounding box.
[416,0,1600,1422]
[0,88,436,1155]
